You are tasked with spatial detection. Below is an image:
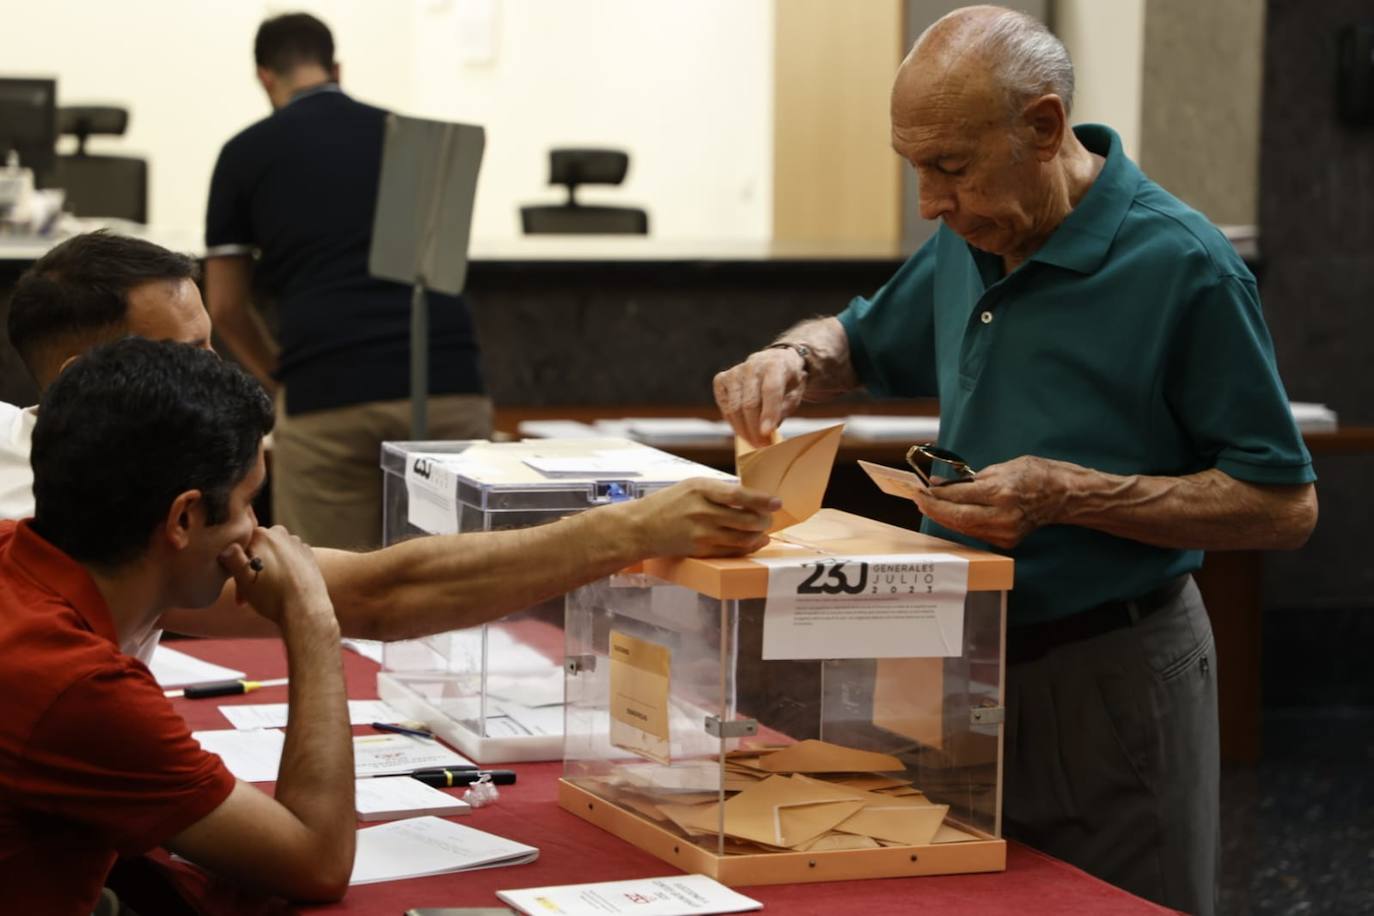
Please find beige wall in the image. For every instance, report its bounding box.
[1138,0,1265,226]
[772,0,905,242]
[1056,0,1146,161]
[5,0,774,242]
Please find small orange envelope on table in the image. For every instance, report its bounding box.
[736,424,845,533]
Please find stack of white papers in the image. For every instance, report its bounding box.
[844,414,940,441]
[517,419,603,439]
[350,816,538,885]
[193,728,286,782]
[150,646,245,689]
[623,418,733,443]
[1290,401,1338,433]
[353,732,476,776]
[192,729,474,781]
[355,777,470,822]
[498,874,763,915]
[218,700,405,730]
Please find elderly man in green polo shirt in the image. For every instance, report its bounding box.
[714,7,1316,915]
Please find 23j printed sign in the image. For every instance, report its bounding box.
[759,554,970,660]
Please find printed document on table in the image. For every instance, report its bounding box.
[353,732,475,776]
[150,645,245,688]
[219,699,406,730]
[194,729,474,781]
[350,816,538,885]
[355,776,471,821]
[498,874,763,915]
[757,553,969,659]
[193,728,286,782]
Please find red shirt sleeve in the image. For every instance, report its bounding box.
[18,661,236,855]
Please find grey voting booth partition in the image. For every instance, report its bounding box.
[368,115,485,439]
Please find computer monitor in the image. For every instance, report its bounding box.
[0,78,57,187]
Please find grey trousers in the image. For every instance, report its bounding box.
[1004,578,1219,916]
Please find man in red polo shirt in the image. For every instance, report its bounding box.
[0,339,355,912]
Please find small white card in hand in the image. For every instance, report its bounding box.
[355,777,470,821]
[353,732,475,776]
[350,816,538,885]
[498,874,763,915]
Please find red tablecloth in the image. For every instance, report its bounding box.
[153,639,1178,916]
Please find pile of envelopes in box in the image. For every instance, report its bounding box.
[598,739,980,854]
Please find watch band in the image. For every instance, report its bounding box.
[765,341,813,374]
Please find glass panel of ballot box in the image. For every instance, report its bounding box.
[560,509,1012,885]
[377,438,735,763]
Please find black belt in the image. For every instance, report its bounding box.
[1007,574,1191,665]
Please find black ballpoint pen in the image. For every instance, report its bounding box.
[175,677,289,699]
[404,768,517,788]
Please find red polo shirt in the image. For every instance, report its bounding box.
[0,520,235,915]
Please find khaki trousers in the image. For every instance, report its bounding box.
[271,393,493,549]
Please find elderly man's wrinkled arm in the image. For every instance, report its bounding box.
[911,456,1317,552]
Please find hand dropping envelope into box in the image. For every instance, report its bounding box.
[736,424,845,533]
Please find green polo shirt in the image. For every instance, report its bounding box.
[839,124,1315,625]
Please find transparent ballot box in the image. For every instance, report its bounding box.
[560,509,1012,885]
[377,438,735,763]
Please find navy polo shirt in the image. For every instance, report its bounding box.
[205,85,484,415]
[839,124,1314,625]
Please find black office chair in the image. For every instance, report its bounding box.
[520,148,648,235]
[53,106,148,223]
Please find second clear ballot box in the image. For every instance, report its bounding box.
[376,438,736,762]
[559,509,1013,885]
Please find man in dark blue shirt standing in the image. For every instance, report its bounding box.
[205,12,490,549]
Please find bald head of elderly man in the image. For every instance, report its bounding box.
[715,7,1315,915]
[892,4,1099,268]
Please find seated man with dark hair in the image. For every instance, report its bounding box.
[1,230,208,517]
[0,338,355,910]
[3,230,776,648]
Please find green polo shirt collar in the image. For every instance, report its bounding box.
[1026,125,1140,275]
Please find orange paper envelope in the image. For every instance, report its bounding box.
[796,832,882,851]
[737,424,844,533]
[720,774,867,848]
[833,801,949,846]
[857,459,929,499]
[757,739,905,774]
[658,800,722,837]
[932,823,980,843]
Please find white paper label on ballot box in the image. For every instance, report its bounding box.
[405,454,460,535]
[759,553,969,659]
